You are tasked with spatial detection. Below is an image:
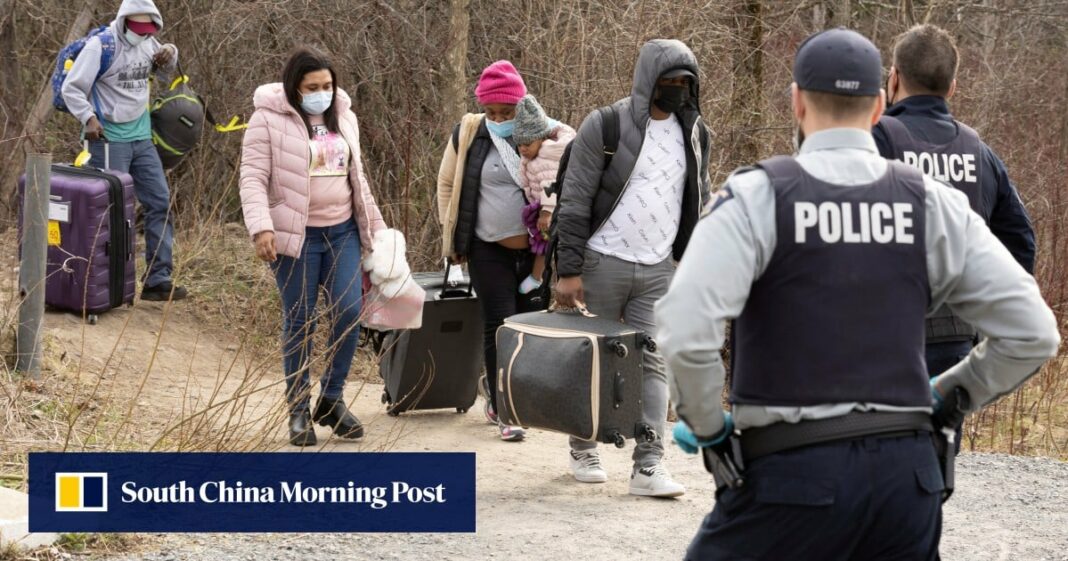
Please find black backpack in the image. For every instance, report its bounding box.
[542,105,620,288]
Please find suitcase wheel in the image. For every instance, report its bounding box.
[381,390,389,404]
[609,431,626,448]
[641,334,658,353]
[87,314,98,325]
[387,409,400,417]
[609,339,629,358]
[456,407,468,414]
[637,423,658,443]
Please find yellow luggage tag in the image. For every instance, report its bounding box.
[48,221,61,246]
[74,149,92,167]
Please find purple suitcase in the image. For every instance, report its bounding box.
[18,163,135,321]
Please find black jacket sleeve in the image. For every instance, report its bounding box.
[872,121,893,158]
[984,146,1036,274]
[554,109,606,278]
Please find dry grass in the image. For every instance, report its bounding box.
[0,222,389,503]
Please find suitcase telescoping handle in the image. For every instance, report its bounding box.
[81,140,111,170]
[126,220,134,259]
[439,260,474,299]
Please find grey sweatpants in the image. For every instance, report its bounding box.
[569,248,673,468]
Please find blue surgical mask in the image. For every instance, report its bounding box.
[486,119,514,137]
[300,91,333,116]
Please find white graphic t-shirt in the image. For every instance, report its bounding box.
[306,115,353,227]
[309,122,350,177]
[587,113,686,264]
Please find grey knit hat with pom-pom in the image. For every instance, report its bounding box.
[512,95,553,145]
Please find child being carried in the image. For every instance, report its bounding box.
[513,94,577,295]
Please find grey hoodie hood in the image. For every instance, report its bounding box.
[111,0,164,44]
[60,0,174,126]
[630,39,701,126]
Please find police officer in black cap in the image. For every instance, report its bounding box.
[655,28,1059,560]
[875,24,1036,389]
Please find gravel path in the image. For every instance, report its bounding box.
[103,388,1068,561]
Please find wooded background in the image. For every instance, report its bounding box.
[1,0,1066,456]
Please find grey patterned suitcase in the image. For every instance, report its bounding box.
[495,310,657,447]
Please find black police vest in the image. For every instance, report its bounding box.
[731,156,931,408]
[878,115,986,218]
[878,115,986,343]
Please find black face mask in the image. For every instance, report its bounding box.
[653,84,690,113]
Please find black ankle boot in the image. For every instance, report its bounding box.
[312,397,364,439]
[288,411,317,446]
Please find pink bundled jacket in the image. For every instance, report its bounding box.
[518,124,577,212]
[239,83,386,257]
[239,84,423,329]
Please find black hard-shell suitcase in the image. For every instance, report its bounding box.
[495,310,658,447]
[379,266,482,415]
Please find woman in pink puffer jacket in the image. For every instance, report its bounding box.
[239,48,389,447]
[514,95,577,294]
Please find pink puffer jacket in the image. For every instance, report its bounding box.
[239,83,386,257]
[519,124,576,212]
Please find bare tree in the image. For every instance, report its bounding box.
[443,0,471,124]
[1,0,102,212]
[729,0,765,165]
[0,0,17,109]
[831,0,851,27]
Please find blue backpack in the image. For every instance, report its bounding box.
[51,25,116,113]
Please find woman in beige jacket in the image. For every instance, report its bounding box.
[436,60,538,442]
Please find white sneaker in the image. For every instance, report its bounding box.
[569,449,608,483]
[629,462,686,498]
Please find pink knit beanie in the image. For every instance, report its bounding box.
[475,60,527,105]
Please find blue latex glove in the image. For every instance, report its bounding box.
[673,413,734,455]
[930,376,945,413]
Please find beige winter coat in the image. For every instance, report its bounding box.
[436,113,484,259]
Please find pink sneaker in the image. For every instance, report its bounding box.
[498,422,526,442]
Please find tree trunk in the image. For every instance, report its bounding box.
[831,0,851,27]
[442,0,471,126]
[1,0,101,214]
[900,0,916,25]
[0,0,18,113]
[730,0,765,166]
[981,0,997,61]
[812,3,826,29]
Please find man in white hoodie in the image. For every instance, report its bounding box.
[61,0,186,301]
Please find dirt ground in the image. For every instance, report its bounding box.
[9,293,1068,561]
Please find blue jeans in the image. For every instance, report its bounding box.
[88,139,174,288]
[272,219,363,413]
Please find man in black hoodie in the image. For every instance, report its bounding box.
[554,39,711,497]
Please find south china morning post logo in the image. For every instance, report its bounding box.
[119,479,446,510]
[55,472,108,512]
[30,452,475,532]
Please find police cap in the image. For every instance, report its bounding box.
[794,28,882,96]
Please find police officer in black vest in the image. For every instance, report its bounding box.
[874,24,1036,387]
[655,29,1059,560]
